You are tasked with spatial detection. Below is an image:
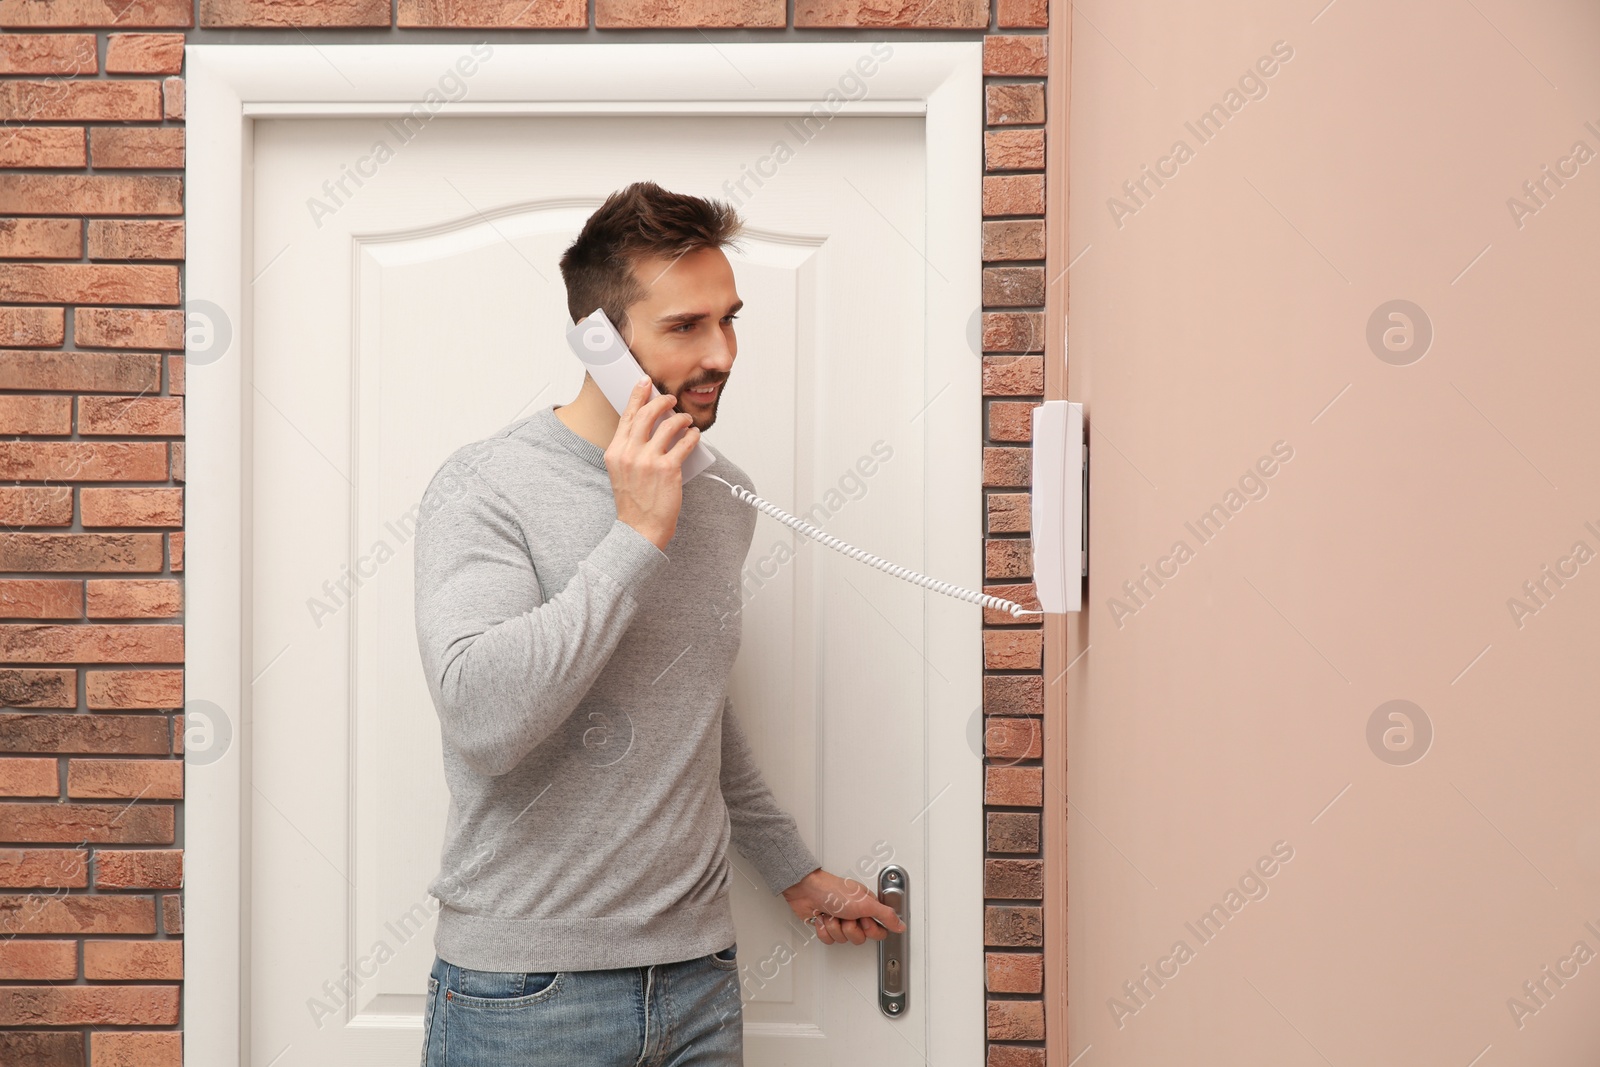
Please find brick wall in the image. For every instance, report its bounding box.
[0,8,189,1066]
[0,3,1051,1064]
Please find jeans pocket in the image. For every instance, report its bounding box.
[709,943,738,969]
[449,966,563,1007]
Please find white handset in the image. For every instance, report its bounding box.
[565,307,715,483]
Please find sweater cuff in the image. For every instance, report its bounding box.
[585,519,670,599]
[754,832,823,896]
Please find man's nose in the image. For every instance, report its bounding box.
[703,331,735,374]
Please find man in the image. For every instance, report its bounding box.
[412,180,904,1066]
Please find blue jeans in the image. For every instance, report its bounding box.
[421,945,743,1066]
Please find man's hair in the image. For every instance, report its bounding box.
[559,181,745,335]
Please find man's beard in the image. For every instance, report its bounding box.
[651,375,726,431]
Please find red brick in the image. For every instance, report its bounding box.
[596,0,781,26]
[0,893,155,935]
[987,493,1030,534]
[201,0,388,26]
[983,219,1045,262]
[0,486,73,526]
[0,80,161,122]
[983,630,1041,671]
[0,441,167,481]
[89,127,183,169]
[983,175,1045,217]
[0,534,166,572]
[0,579,83,618]
[987,811,1039,853]
[86,669,181,710]
[988,400,1040,442]
[0,1032,85,1067]
[160,892,179,933]
[92,1030,182,1066]
[984,35,1048,76]
[0,802,173,844]
[795,0,985,26]
[0,849,86,888]
[160,76,181,121]
[0,669,77,709]
[87,219,183,260]
[0,985,178,1027]
[93,848,180,889]
[0,33,97,75]
[0,758,59,797]
[996,0,1046,26]
[984,858,1043,900]
[983,351,1044,388]
[170,714,182,755]
[0,939,76,980]
[988,1047,1046,1067]
[0,623,181,663]
[982,582,1039,626]
[0,175,182,216]
[983,447,1030,488]
[0,350,161,392]
[0,126,86,168]
[168,532,182,571]
[83,939,180,980]
[986,129,1044,171]
[0,218,82,260]
[983,266,1045,307]
[984,904,1043,948]
[0,713,169,755]
[67,758,180,799]
[0,394,72,434]
[0,0,192,27]
[0,306,66,345]
[76,397,181,437]
[985,765,1042,806]
[985,538,1032,579]
[104,33,185,74]
[987,999,1044,1040]
[73,307,184,349]
[986,950,1043,992]
[167,354,183,395]
[0,263,178,306]
[399,0,586,24]
[984,674,1042,716]
[985,83,1044,125]
[85,579,181,618]
[986,717,1043,762]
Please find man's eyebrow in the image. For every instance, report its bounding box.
[655,298,744,326]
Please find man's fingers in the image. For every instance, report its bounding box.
[632,395,679,448]
[874,898,906,932]
[618,375,651,431]
[664,427,700,467]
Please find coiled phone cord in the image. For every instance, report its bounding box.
[704,473,1044,619]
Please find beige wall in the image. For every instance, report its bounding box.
[1063,2,1600,1063]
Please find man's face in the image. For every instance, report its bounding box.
[619,245,740,432]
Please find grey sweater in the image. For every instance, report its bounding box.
[412,403,820,973]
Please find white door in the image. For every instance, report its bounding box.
[244,114,981,1065]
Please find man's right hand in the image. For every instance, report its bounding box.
[605,375,701,551]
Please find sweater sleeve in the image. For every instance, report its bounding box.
[720,695,821,894]
[413,457,670,777]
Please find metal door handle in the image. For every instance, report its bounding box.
[877,864,908,1017]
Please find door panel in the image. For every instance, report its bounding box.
[249,114,978,1065]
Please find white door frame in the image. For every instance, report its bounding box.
[185,41,982,1067]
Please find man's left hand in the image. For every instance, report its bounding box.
[780,868,906,945]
